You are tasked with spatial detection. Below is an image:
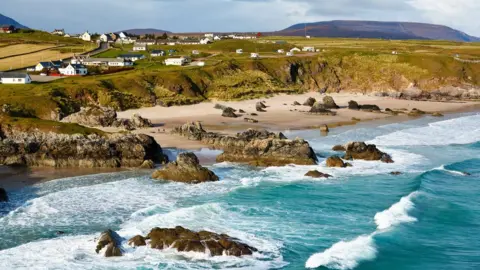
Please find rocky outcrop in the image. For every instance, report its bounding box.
[343,142,393,163]
[152,152,219,184]
[348,100,360,110]
[0,188,7,202]
[303,97,316,107]
[305,170,332,178]
[96,230,123,257]
[222,107,238,118]
[309,102,336,115]
[62,106,153,131]
[326,156,348,168]
[256,102,267,112]
[128,235,146,247]
[146,226,257,257]
[332,145,346,151]
[0,125,168,168]
[323,96,339,109]
[348,101,380,111]
[172,122,317,166]
[408,108,426,117]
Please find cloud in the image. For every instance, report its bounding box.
[0,0,478,36]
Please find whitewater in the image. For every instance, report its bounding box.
[1,112,479,270]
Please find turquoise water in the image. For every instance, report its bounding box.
[0,112,479,270]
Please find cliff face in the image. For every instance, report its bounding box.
[0,123,168,168]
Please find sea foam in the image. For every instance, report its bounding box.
[374,191,419,230]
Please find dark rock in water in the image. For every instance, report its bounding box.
[0,188,7,202]
[390,171,403,175]
[320,125,329,132]
[214,104,228,110]
[292,101,301,106]
[408,108,426,116]
[146,226,257,257]
[305,170,332,178]
[256,102,267,112]
[326,156,347,168]
[343,142,394,163]
[348,100,360,110]
[96,230,123,257]
[345,162,353,167]
[323,96,339,109]
[462,172,471,176]
[244,118,259,123]
[309,102,336,115]
[303,97,316,107]
[56,231,65,235]
[222,107,238,118]
[239,109,246,113]
[332,145,346,151]
[360,104,381,111]
[171,122,317,166]
[152,152,219,184]
[128,235,146,247]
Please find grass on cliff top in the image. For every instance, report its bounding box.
[0,31,89,45]
[0,115,106,136]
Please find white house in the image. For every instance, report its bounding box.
[165,57,188,66]
[236,49,243,54]
[133,44,147,51]
[119,32,127,39]
[99,34,113,43]
[82,58,133,67]
[204,33,214,38]
[250,53,259,59]
[58,63,88,76]
[135,40,156,46]
[214,36,221,41]
[200,38,212,44]
[52,29,65,36]
[277,49,285,54]
[151,50,165,57]
[286,52,294,57]
[80,32,91,42]
[306,35,311,39]
[392,51,398,55]
[302,46,315,52]
[196,61,205,67]
[35,61,62,72]
[0,72,32,84]
[117,54,145,62]
[290,47,301,52]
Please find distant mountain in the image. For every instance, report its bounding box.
[277,20,480,42]
[0,13,28,29]
[119,28,171,36]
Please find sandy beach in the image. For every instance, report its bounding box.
[117,92,480,149]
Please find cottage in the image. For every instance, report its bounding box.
[133,44,147,51]
[99,34,113,43]
[58,63,88,76]
[290,47,301,52]
[250,53,260,59]
[52,29,65,36]
[302,46,315,52]
[177,39,201,45]
[277,49,285,54]
[71,55,89,64]
[151,50,165,57]
[200,38,212,44]
[214,36,221,41]
[286,52,294,57]
[35,61,62,72]
[63,34,71,38]
[136,40,156,46]
[82,58,133,67]
[118,54,145,62]
[0,25,16,34]
[80,32,91,42]
[164,57,189,66]
[204,33,214,38]
[0,72,31,84]
[236,49,243,54]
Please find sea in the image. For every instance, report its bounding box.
[0,111,479,270]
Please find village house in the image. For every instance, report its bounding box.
[71,55,89,64]
[200,38,212,44]
[214,36,222,41]
[58,63,88,76]
[52,29,65,36]
[99,34,113,43]
[204,33,214,38]
[0,25,16,34]
[117,54,145,62]
[151,50,165,57]
[236,49,243,54]
[302,46,315,52]
[290,47,301,52]
[250,53,260,59]
[277,49,285,54]
[176,39,201,45]
[80,32,91,42]
[63,34,71,38]
[0,72,31,84]
[35,61,63,72]
[116,32,136,44]
[164,57,190,66]
[135,40,156,46]
[133,44,147,51]
[82,58,133,67]
[286,52,294,57]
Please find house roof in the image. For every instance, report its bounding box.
[38,62,54,67]
[151,50,165,53]
[118,54,145,58]
[51,60,63,66]
[0,72,29,79]
[83,58,125,63]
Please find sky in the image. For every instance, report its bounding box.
[2,0,479,36]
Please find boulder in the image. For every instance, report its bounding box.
[95,230,123,257]
[303,97,316,107]
[244,118,259,123]
[131,114,153,128]
[326,156,347,168]
[390,171,402,175]
[0,187,7,202]
[320,125,329,133]
[239,109,246,113]
[343,142,394,163]
[305,170,332,178]
[309,102,336,115]
[256,102,267,112]
[323,96,339,109]
[359,104,381,112]
[146,226,257,257]
[139,160,155,169]
[408,108,426,117]
[348,100,360,110]
[292,101,301,106]
[152,152,219,184]
[332,145,346,151]
[222,107,238,118]
[214,104,228,110]
[61,106,117,127]
[171,122,317,167]
[431,112,444,117]
[128,235,146,247]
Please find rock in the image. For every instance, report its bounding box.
[431,112,444,117]
[343,142,394,163]
[140,159,155,169]
[61,106,117,127]
[408,108,426,117]
[0,187,7,202]
[359,104,381,111]
[131,114,153,128]
[332,145,346,151]
[128,235,146,247]
[323,96,339,109]
[251,113,258,116]
[390,171,402,175]
[348,100,360,110]
[309,102,336,115]
[95,230,123,257]
[214,104,228,110]
[292,101,301,106]
[320,125,329,132]
[146,226,256,257]
[256,102,267,112]
[171,122,317,166]
[56,231,65,235]
[244,118,259,123]
[305,170,332,178]
[351,117,361,122]
[239,109,246,113]
[462,172,471,176]
[326,156,347,168]
[222,107,238,118]
[152,152,219,184]
[0,126,168,168]
[384,108,398,115]
[303,97,316,107]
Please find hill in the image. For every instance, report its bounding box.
[119,28,172,36]
[278,20,480,42]
[0,13,28,29]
